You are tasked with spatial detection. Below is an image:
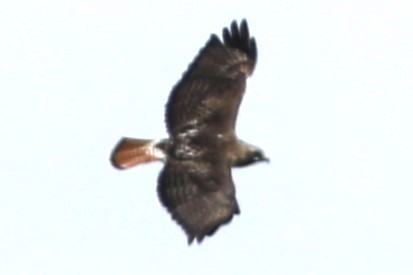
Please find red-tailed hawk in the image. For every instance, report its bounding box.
[110,19,268,244]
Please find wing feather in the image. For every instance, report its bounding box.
[165,19,257,137]
[157,157,239,244]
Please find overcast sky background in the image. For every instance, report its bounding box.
[1,0,413,274]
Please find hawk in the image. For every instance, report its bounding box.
[110,19,268,244]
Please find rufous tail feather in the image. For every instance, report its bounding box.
[110,137,164,170]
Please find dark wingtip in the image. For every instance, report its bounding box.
[187,235,195,245]
[222,19,257,72]
[186,233,205,245]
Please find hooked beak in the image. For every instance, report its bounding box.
[261,155,270,163]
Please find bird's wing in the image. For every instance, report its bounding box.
[165,20,257,137]
[157,155,239,244]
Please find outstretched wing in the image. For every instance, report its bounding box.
[157,155,240,244]
[165,19,257,137]
[157,20,257,244]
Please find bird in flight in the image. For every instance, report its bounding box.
[110,19,268,244]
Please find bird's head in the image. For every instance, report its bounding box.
[249,148,270,163]
[230,140,269,167]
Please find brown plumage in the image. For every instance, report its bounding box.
[110,19,268,244]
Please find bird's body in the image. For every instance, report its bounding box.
[111,19,268,244]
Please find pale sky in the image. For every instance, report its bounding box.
[1,0,413,274]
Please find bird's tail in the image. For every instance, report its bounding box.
[110,137,166,170]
